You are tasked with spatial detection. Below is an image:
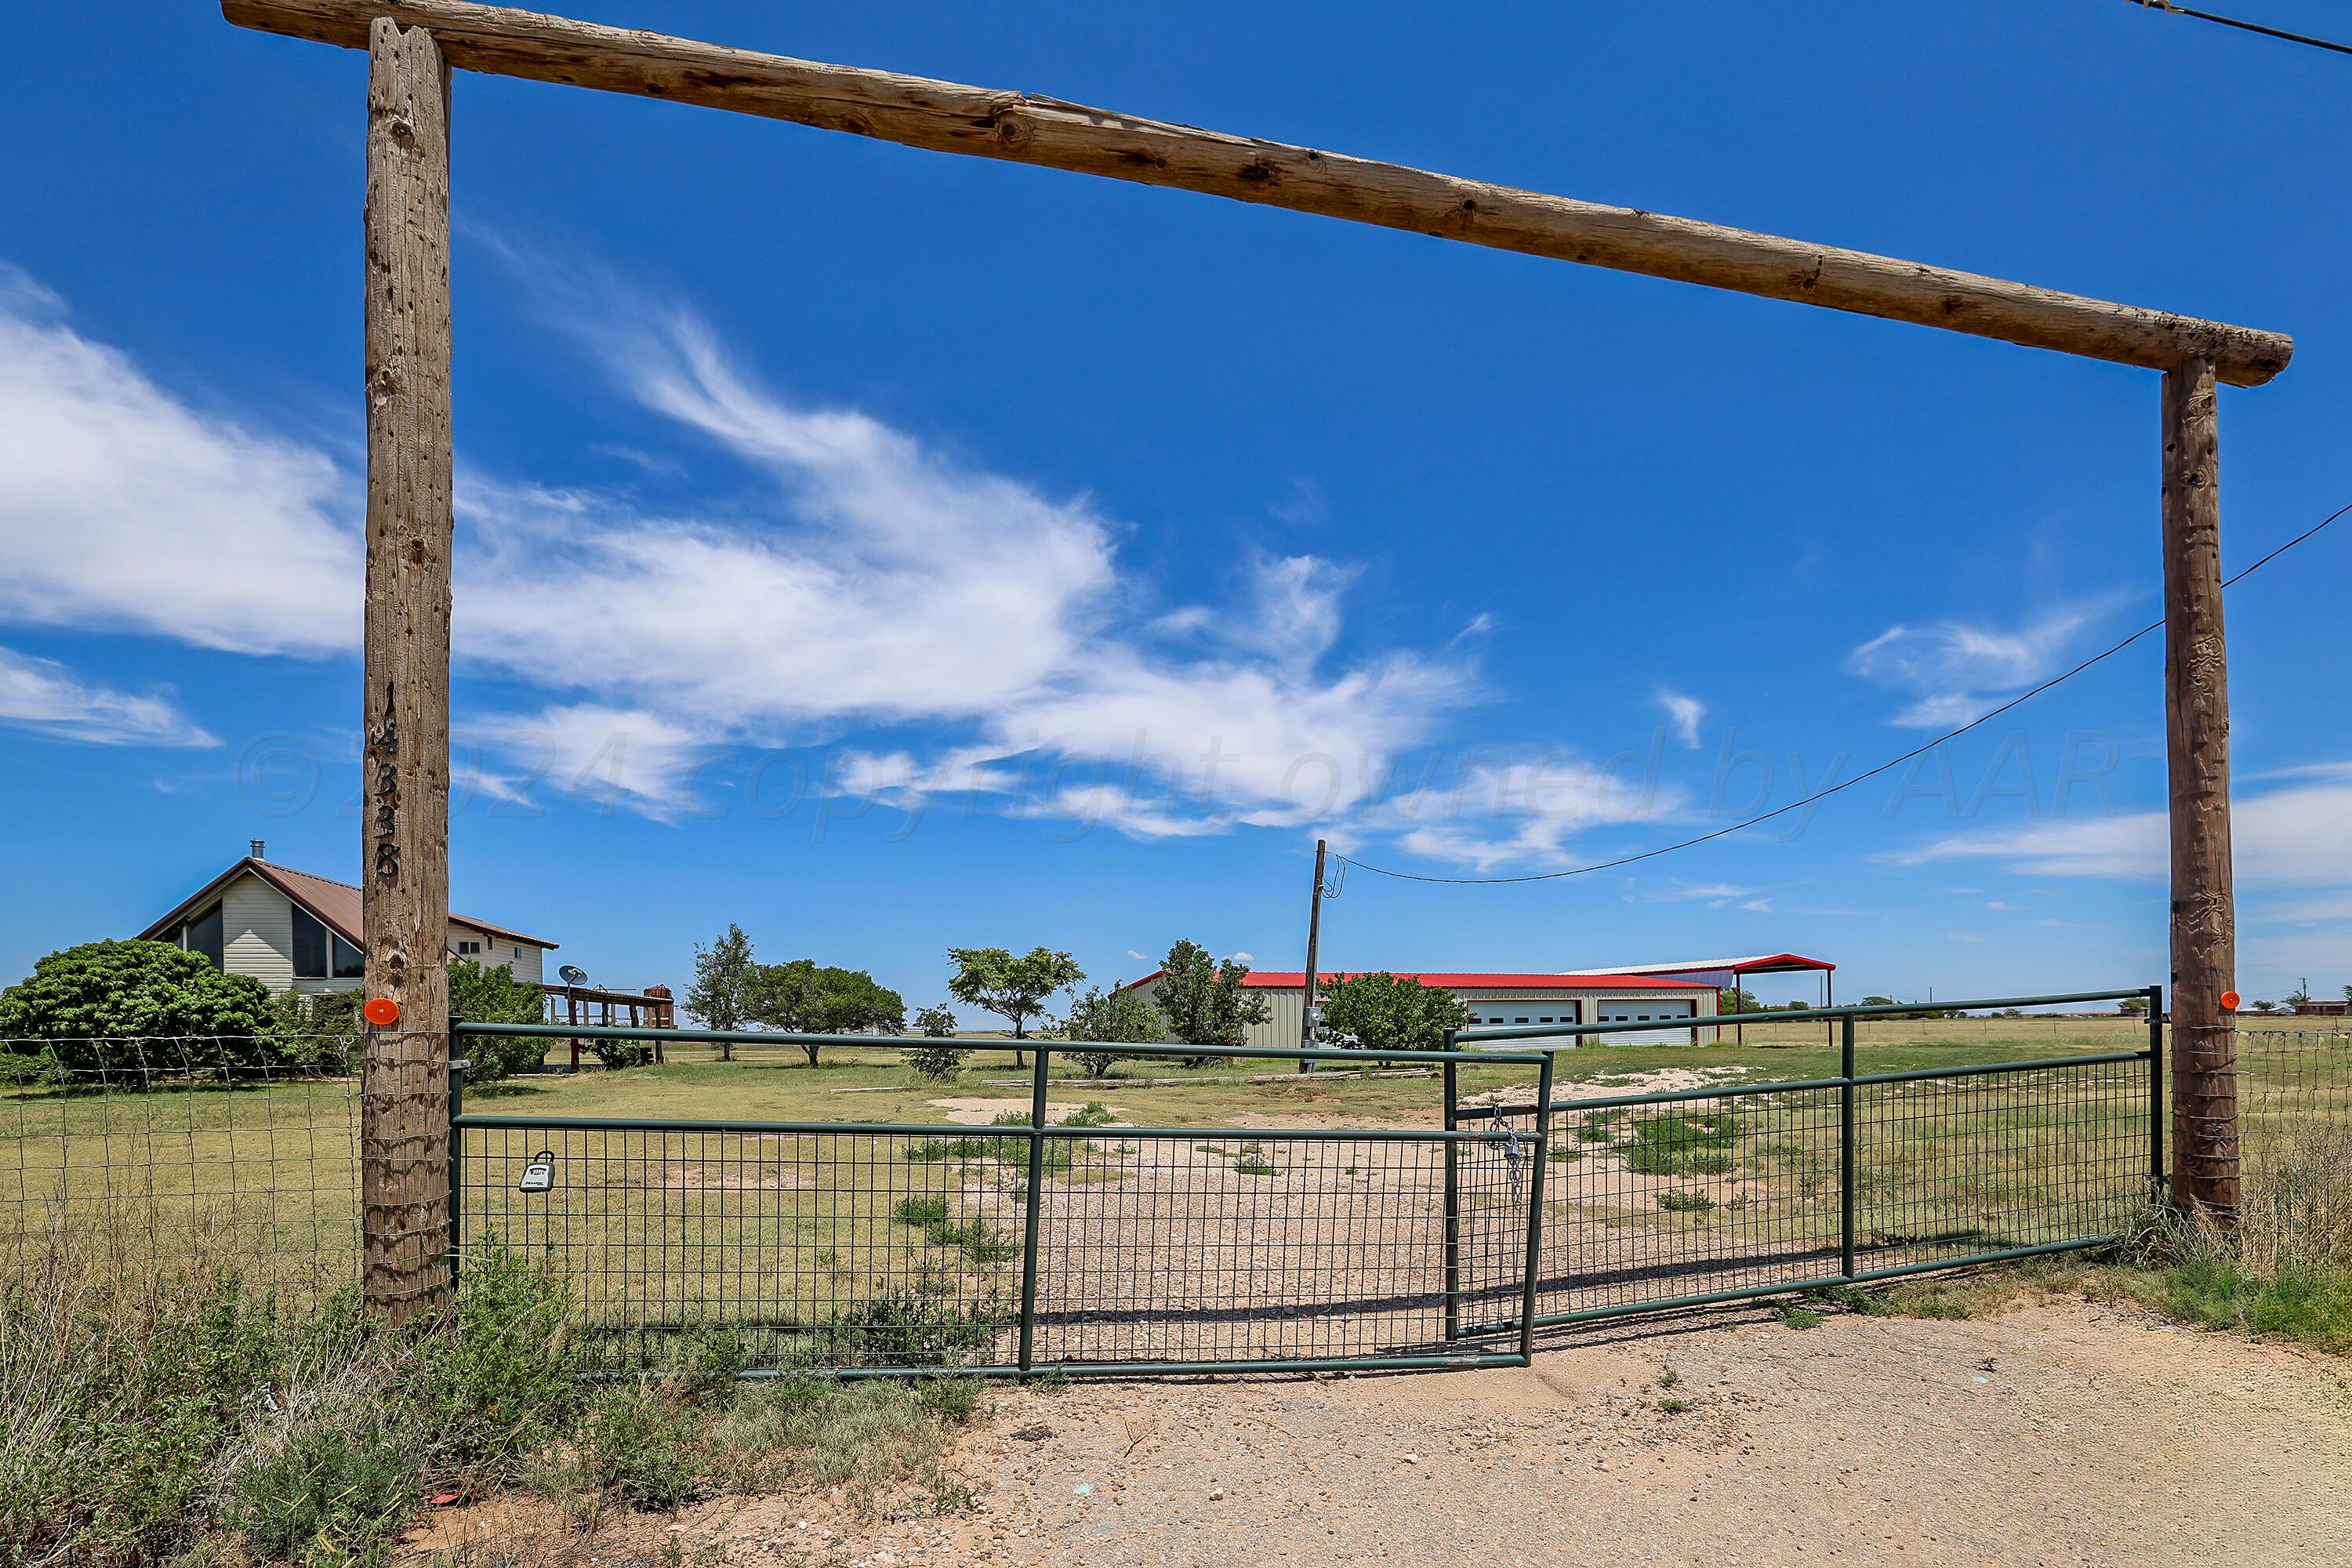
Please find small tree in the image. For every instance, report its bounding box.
[746,960,906,1065]
[1319,972,1469,1055]
[2117,994,2149,1017]
[946,946,1085,1066]
[0,939,286,1077]
[902,1004,966,1080]
[686,923,757,1062]
[449,958,550,1082]
[1063,985,1167,1079]
[1155,939,1272,1067]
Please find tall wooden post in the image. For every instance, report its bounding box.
[2161,355,2239,1215]
[1298,838,1327,1067]
[361,16,456,1319]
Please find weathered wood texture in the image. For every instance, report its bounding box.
[2161,356,2239,1214]
[361,16,456,1319]
[222,0,2291,385]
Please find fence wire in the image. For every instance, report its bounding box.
[1464,1052,2154,1327]
[0,1034,360,1305]
[458,1116,1529,1375]
[14,1012,2336,1374]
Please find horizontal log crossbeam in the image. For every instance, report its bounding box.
[223,0,2289,384]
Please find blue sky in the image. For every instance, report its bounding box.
[2,1,2348,1011]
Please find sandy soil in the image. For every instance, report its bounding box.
[602,1299,2350,1568]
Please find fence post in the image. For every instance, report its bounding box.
[1839,1013,1857,1283]
[1519,1051,1553,1363]
[446,1012,465,1297]
[2147,985,2167,1199]
[1442,1036,1461,1342]
[1016,1042,1050,1374]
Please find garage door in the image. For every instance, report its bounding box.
[1593,999,1697,1044]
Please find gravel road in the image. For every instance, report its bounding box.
[656,1298,2350,1568]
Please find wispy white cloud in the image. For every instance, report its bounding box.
[0,261,1649,869]
[1845,597,2127,728]
[1657,690,1704,748]
[1888,770,2352,888]
[0,267,359,655]
[0,646,216,747]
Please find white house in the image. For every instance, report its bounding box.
[1118,969,1722,1047]
[139,843,557,996]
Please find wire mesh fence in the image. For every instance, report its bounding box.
[0,1034,360,1306]
[2241,1026,2352,1156]
[13,1000,2324,1374]
[456,1106,1543,1376]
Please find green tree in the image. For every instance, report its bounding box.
[1062,985,1167,1079]
[0,939,287,1077]
[1153,940,1272,1065]
[1721,986,1762,1014]
[902,1004,966,1080]
[745,960,906,1065]
[448,959,550,1082]
[686,923,757,1062]
[946,947,1085,1066]
[2117,994,2150,1016]
[1318,972,1469,1055]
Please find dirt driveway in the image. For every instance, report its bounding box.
[683,1300,2350,1568]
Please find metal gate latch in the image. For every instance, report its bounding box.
[519,1150,555,1193]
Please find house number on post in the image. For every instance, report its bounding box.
[365,679,400,882]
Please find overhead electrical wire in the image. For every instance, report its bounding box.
[2118,0,2352,57]
[1331,497,2352,887]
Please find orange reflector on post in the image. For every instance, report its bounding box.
[363,997,401,1026]
[2220,991,2241,1011]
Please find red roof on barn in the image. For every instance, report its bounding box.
[1120,970,1715,992]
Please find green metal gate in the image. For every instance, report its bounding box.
[1447,987,2165,1333]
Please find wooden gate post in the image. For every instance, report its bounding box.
[2161,355,2240,1216]
[360,15,456,1319]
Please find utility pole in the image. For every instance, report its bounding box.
[1299,839,1328,1069]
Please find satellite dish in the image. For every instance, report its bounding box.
[558,964,590,987]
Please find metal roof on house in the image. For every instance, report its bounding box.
[1566,953,1835,976]
[139,857,557,953]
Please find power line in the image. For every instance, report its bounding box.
[2119,1,2352,57]
[1333,496,2352,887]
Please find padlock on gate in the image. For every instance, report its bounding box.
[518,1149,555,1193]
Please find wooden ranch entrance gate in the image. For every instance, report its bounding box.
[214,0,2291,1317]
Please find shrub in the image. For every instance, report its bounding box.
[576,1382,702,1512]
[1318,971,1468,1054]
[0,939,288,1076]
[902,1006,967,1081]
[1624,1112,1738,1177]
[401,1235,578,1482]
[449,959,550,1081]
[268,989,365,1069]
[1062,985,1167,1078]
[833,1287,1002,1369]
[227,1416,416,1567]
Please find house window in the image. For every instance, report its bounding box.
[183,903,224,970]
[292,906,366,979]
[456,939,483,957]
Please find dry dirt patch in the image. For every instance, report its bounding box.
[631,1299,2350,1568]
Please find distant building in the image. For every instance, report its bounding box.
[139,842,557,996]
[2288,998,2349,1017]
[1118,969,1722,1047]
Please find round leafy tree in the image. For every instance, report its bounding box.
[0,939,284,1076]
[449,958,551,1082]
